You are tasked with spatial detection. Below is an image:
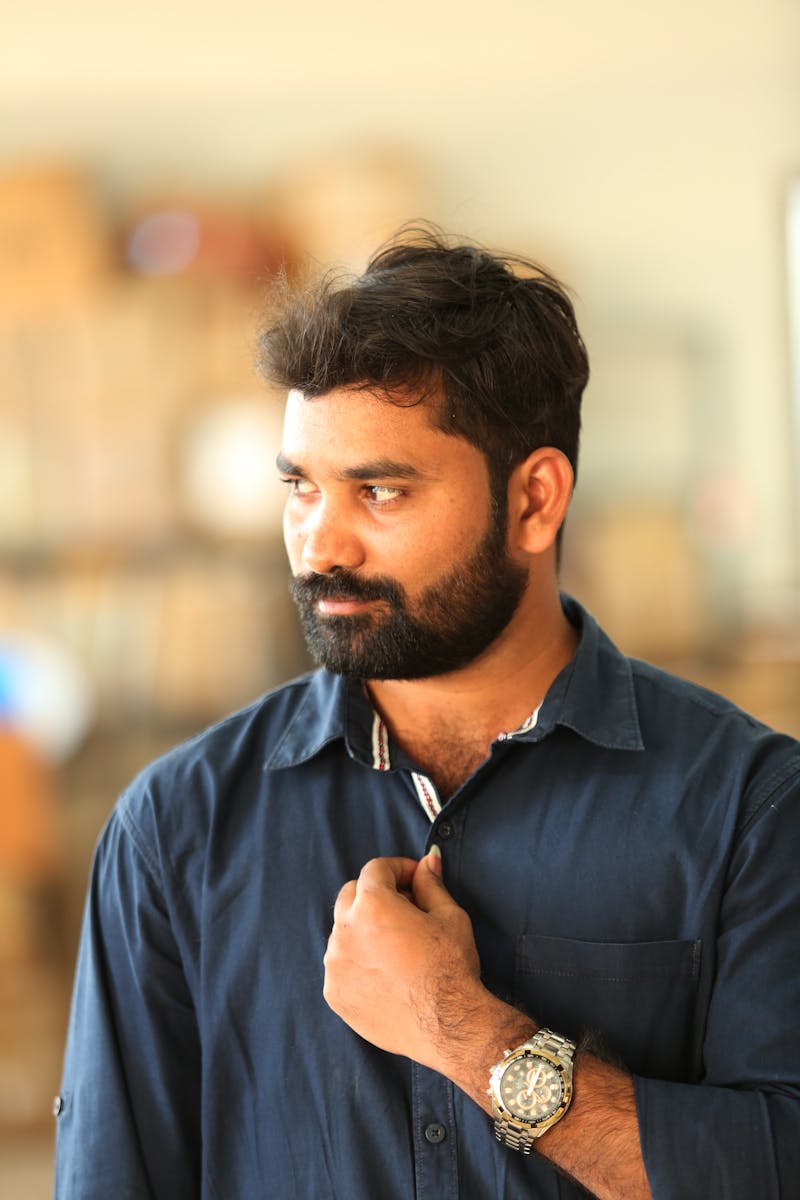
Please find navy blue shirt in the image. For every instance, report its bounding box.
[55,599,800,1198]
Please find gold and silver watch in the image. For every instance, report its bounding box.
[488,1028,576,1154]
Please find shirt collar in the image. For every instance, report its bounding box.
[265,594,643,769]
[533,595,644,751]
[265,669,349,769]
[266,670,390,769]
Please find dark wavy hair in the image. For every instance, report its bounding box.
[258,226,589,512]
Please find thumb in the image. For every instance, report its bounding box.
[412,845,454,913]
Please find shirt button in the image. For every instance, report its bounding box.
[437,821,455,841]
[52,1095,63,1117]
[424,1122,447,1144]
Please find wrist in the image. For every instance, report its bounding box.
[437,988,537,1112]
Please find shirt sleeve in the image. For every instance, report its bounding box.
[54,803,201,1200]
[634,758,800,1199]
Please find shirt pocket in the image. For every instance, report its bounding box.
[514,934,702,1080]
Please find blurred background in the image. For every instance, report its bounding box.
[2,1,799,1193]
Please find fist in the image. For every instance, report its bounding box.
[323,853,484,1073]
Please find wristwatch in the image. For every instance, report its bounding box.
[488,1027,576,1154]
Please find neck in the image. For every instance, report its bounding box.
[365,584,578,761]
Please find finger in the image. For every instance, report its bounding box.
[423,845,442,878]
[357,856,419,895]
[332,879,358,923]
[412,847,456,914]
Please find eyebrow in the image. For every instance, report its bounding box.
[275,453,430,481]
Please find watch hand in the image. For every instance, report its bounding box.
[525,1064,544,1096]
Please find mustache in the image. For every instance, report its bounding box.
[290,570,405,606]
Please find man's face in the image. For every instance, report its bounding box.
[279,387,528,680]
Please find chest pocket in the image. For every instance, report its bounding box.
[514,934,702,1080]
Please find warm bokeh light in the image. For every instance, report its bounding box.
[126,210,201,275]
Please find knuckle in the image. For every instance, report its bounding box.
[356,888,384,922]
[337,879,357,901]
[333,880,357,915]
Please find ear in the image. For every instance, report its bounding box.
[507,448,574,555]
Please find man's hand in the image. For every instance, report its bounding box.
[324,853,652,1199]
[323,850,491,1075]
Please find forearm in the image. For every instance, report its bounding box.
[326,844,800,1199]
[325,854,652,1198]
[436,989,651,1200]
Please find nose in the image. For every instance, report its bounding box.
[292,500,366,575]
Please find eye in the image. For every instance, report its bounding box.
[365,485,403,504]
[279,477,317,497]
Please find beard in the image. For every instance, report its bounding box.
[289,506,528,680]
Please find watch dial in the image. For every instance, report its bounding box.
[500,1055,564,1121]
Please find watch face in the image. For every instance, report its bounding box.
[499,1054,565,1122]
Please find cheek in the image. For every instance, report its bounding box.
[411,507,476,566]
[283,509,302,570]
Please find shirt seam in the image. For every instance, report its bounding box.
[738,756,800,834]
[115,796,166,892]
[628,658,766,725]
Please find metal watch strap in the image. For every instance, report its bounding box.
[529,1028,575,1064]
[493,1114,539,1155]
[492,1029,575,1155]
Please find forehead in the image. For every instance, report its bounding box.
[281,386,481,475]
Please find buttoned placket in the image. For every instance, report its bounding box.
[414,768,461,1200]
[365,705,542,1197]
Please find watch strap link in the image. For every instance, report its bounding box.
[493,1113,538,1155]
[531,1028,575,1064]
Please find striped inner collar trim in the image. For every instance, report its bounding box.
[412,773,441,821]
[370,701,541,765]
[504,702,542,738]
[371,713,390,771]
[370,714,440,820]
[368,702,541,821]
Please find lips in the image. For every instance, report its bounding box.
[317,596,376,614]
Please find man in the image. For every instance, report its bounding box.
[55,230,800,1199]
